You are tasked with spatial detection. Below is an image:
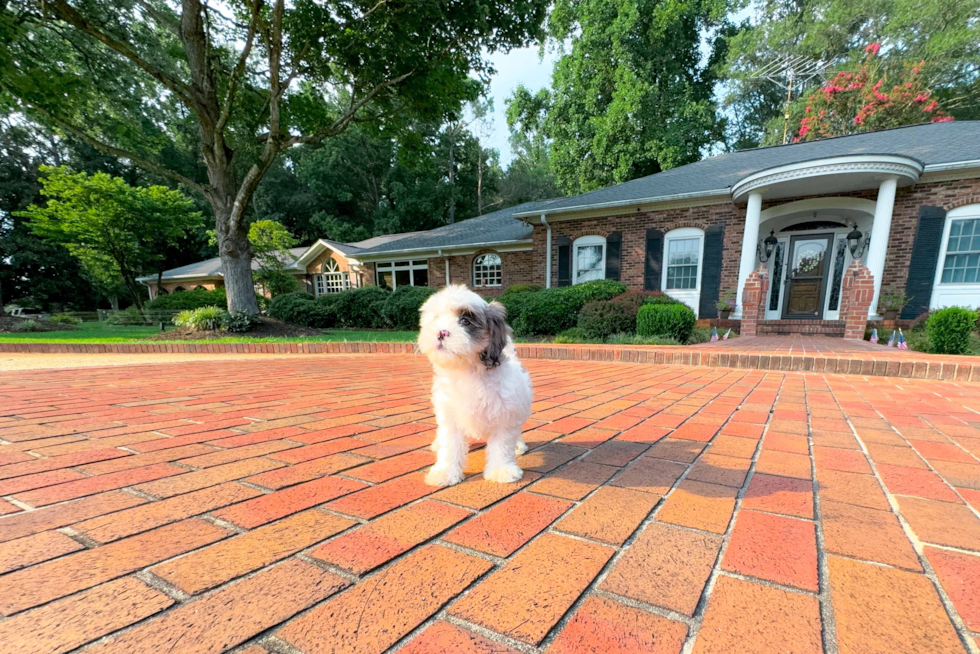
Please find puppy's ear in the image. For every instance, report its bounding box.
[480,301,510,369]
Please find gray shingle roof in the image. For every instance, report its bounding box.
[514,122,980,217]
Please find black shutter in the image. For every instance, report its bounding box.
[643,229,663,291]
[901,206,947,319]
[557,236,572,287]
[605,231,622,281]
[699,225,725,319]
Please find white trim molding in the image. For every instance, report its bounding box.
[731,155,923,202]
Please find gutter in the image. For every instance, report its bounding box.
[438,249,450,284]
[513,188,731,220]
[355,238,534,261]
[922,159,980,173]
[540,215,551,289]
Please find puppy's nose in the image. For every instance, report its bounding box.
[438,329,450,340]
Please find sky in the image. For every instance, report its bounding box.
[482,45,560,168]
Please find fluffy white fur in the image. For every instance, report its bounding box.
[417,285,533,486]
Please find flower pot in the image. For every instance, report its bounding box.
[882,309,899,321]
[719,310,732,320]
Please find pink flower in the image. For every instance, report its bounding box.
[924,100,938,113]
[874,92,889,101]
[865,42,881,56]
[805,106,811,113]
[906,82,913,88]
[931,116,954,123]
[872,80,882,91]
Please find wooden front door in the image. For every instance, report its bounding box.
[783,234,833,319]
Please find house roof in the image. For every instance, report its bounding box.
[513,122,980,218]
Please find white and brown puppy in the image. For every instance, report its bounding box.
[417,285,532,486]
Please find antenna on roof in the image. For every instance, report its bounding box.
[752,55,833,143]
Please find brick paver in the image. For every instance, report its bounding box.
[2,353,980,653]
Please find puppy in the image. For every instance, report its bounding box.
[417,285,532,486]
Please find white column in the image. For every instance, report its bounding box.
[865,175,898,318]
[541,215,552,289]
[734,191,763,319]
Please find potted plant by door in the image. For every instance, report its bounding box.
[878,292,909,321]
[716,291,738,320]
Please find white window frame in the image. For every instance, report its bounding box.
[572,235,606,285]
[931,204,980,311]
[472,253,502,287]
[375,260,429,290]
[661,227,705,317]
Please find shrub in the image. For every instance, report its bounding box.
[553,327,592,343]
[225,311,260,333]
[268,292,335,328]
[500,283,542,297]
[331,285,391,328]
[173,306,229,331]
[637,303,696,342]
[644,293,682,306]
[106,307,144,325]
[577,300,636,341]
[687,326,712,344]
[927,307,978,354]
[49,313,82,325]
[15,319,40,332]
[380,286,437,330]
[501,280,628,336]
[606,332,682,345]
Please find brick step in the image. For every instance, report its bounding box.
[757,320,845,337]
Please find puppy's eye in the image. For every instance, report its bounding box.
[459,316,471,327]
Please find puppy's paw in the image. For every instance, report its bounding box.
[425,465,464,487]
[484,464,524,484]
[514,439,528,456]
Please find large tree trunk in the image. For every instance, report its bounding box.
[211,197,259,314]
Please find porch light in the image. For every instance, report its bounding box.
[758,230,778,263]
[846,226,866,259]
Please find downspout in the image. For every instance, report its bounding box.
[438,249,450,285]
[540,215,552,289]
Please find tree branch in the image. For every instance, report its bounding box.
[215,0,264,136]
[29,104,207,195]
[44,0,203,113]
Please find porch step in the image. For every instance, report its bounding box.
[757,320,846,337]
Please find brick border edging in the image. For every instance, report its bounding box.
[3,341,979,381]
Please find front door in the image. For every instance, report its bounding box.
[783,234,833,319]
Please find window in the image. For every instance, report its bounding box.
[665,237,700,290]
[573,236,605,284]
[941,218,980,284]
[473,253,502,287]
[375,260,429,289]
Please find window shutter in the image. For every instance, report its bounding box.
[698,225,725,319]
[644,229,663,291]
[605,231,622,281]
[901,206,946,319]
[557,236,572,287]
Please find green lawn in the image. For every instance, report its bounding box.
[0,322,418,344]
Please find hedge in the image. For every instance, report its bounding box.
[267,292,336,328]
[926,307,978,354]
[500,280,628,336]
[637,303,696,343]
[577,300,636,341]
[331,286,391,328]
[380,286,437,330]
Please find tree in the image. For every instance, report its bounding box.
[722,0,979,146]
[500,85,560,206]
[796,46,952,141]
[1,0,548,314]
[18,166,202,312]
[248,219,299,297]
[540,0,733,194]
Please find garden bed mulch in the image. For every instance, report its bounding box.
[0,316,79,333]
[148,316,321,341]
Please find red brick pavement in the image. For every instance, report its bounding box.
[1,355,979,653]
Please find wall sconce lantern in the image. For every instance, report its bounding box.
[846,225,868,259]
[758,230,778,263]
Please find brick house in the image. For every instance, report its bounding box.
[145,122,980,331]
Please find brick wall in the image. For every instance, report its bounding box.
[428,249,535,294]
[529,203,745,294]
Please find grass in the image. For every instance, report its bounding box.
[0,322,419,344]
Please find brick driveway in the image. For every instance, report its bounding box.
[1,355,979,654]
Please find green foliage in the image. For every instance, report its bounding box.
[267,292,336,329]
[106,307,143,325]
[246,220,301,298]
[380,286,438,330]
[173,306,230,332]
[15,319,40,332]
[714,291,738,313]
[501,280,628,336]
[577,300,636,341]
[606,332,682,345]
[637,303,697,342]
[541,0,732,193]
[878,290,911,313]
[927,307,978,355]
[255,269,300,298]
[225,311,260,333]
[500,283,542,297]
[331,286,392,329]
[553,327,595,343]
[500,86,560,205]
[722,0,980,146]
[687,326,713,344]
[17,167,201,311]
[644,293,683,305]
[49,313,82,325]
[147,288,228,311]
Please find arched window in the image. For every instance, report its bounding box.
[173,286,186,293]
[473,253,502,287]
[157,288,169,296]
[572,235,606,284]
[193,285,206,291]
